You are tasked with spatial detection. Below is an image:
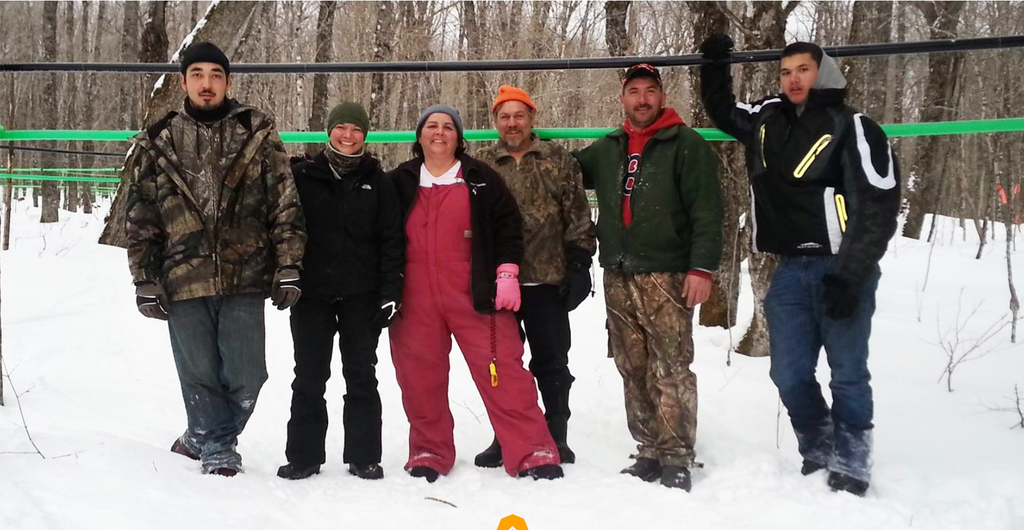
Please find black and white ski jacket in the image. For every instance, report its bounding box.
[700,59,901,290]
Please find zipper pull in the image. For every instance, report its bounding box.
[489,360,498,387]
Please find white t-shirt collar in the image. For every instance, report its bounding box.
[419,161,463,187]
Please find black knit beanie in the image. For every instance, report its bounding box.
[180,42,231,76]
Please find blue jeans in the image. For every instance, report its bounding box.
[167,293,268,473]
[764,256,880,482]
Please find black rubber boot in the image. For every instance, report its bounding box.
[473,437,503,468]
[348,463,384,480]
[660,465,692,491]
[277,463,321,480]
[518,464,564,480]
[828,471,869,496]
[409,466,440,483]
[801,460,827,476]
[546,415,575,464]
[621,457,661,482]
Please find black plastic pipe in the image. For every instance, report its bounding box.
[2,35,1023,74]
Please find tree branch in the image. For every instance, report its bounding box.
[713,1,756,40]
[1,357,45,458]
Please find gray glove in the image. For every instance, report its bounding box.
[136,281,169,320]
[271,268,302,310]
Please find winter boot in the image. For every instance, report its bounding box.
[800,460,827,476]
[546,415,576,464]
[518,464,564,480]
[170,437,199,461]
[473,437,503,468]
[277,463,321,480]
[209,467,238,477]
[828,471,869,497]
[348,463,384,480]
[660,465,692,491]
[409,466,440,483]
[621,457,661,483]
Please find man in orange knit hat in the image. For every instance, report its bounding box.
[474,85,597,468]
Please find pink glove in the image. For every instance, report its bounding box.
[495,263,521,312]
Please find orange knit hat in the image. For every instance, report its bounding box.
[491,85,537,113]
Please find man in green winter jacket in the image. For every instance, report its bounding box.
[575,63,723,492]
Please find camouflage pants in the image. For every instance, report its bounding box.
[604,270,697,467]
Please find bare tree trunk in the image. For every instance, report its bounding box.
[461,1,488,129]
[1007,222,1019,343]
[604,1,631,59]
[687,1,742,330]
[0,151,4,405]
[119,0,140,130]
[3,148,12,251]
[846,1,892,120]
[98,1,261,248]
[140,1,169,107]
[39,1,60,224]
[369,1,395,130]
[902,1,965,240]
[80,0,100,215]
[307,0,338,155]
[523,2,552,94]
[62,0,79,213]
[731,1,791,358]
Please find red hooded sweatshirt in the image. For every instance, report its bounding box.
[621,107,684,228]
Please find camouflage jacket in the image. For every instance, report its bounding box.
[125,100,306,301]
[475,136,596,285]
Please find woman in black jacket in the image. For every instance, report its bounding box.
[277,102,404,481]
[387,104,562,483]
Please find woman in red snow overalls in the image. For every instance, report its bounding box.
[387,104,562,482]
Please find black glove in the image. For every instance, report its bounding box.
[562,261,593,312]
[371,299,400,328]
[822,274,859,320]
[271,267,302,310]
[701,33,735,62]
[135,281,169,321]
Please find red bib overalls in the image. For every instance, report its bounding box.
[389,180,558,477]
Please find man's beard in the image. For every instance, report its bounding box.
[191,95,220,109]
[501,131,527,151]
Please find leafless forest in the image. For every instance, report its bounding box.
[1,1,1022,350]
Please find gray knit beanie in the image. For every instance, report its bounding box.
[415,104,464,141]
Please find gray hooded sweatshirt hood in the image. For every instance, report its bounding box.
[794,46,847,115]
[812,48,848,90]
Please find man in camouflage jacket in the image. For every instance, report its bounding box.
[125,43,306,476]
[473,85,596,467]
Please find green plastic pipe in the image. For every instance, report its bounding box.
[2,117,1023,144]
[1,167,121,172]
[0,173,120,183]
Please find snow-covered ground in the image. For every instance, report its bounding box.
[1,200,1021,530]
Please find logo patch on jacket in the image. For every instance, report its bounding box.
[623,154,641,196]
[797,242,823,250]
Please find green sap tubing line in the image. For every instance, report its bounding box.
[2,117,1024,143]
[1,167,121,172]
[1,118,1022,183]
[0,173,119,183]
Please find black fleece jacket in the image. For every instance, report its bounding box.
[389,154,524,314]
[291,151,404,303]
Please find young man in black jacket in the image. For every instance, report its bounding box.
[700,38,900,496]
[277,102,404,481]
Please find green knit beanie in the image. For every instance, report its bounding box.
[326,101,370,134]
